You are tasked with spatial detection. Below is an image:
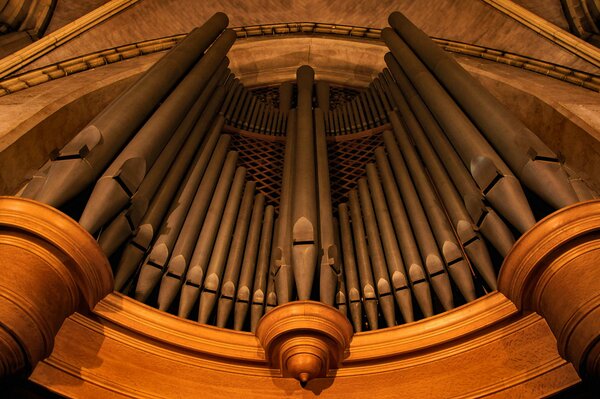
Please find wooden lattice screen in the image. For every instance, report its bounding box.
[328,132,384,206]
[227,129,384,211]
[229,132,285,209]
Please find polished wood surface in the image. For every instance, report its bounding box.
[0,197,113,379]
[256,301,353,384]
[25,291,579,398]
[500,199,600,379]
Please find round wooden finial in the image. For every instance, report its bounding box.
[255,301,353,385]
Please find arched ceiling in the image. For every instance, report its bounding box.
[16,0,600,74]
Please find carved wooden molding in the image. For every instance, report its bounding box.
[29,295,580,397]
[255,301,353,384]
[0,196,113,379]
[500,199,600,379]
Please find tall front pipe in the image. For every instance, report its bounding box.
[316,108,338,306]
[98,83,226,257]
[356,179,397,327]
[388,12,578,209]
[30,13,230,207]
[385,80,498,289]
[86,61,227,236]
[232,194,266,330]
[382,32,536,233]
[338,203,364,331]
[177,163,243,318]
[199,181,254,324]
[273,110,296,304]
[250,209,275,332]
[348,192,379,330]
[291,65,318,301]
[376,143,454,311]
[388,115,476,303]
[382,65,515,256]
[155,139,235,310]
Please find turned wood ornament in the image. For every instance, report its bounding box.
[0,197,113,380]
[255,300,353,385]
[500,200,600,380]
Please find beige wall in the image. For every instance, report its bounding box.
[18,0,599,74]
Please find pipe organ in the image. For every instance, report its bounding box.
[16,11,599,329]
[2,9,600,397]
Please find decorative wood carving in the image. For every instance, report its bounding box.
[500,199,600,380]
[28,292,580,397]
[0,196,113,380]
[255,301,353,384]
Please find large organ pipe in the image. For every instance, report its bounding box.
[273,110,296,304]
[90,62,228,236]
[291,65,318,301]
[229,194,265,330]
[372,78,393,112]
[221,78,240,115]
[384,81,498,289]
[332,108,341,135]
[316,108,338,306]
[351,99,364,131]
[348,191,379,330]
[387,116,476,302]
[376,143,454,311]
[355,96,368,131]
[360,92,375,128]
[333,218,347,317]
[225,82,244,123]
[179,166,246,318]
[199,181,255,324]
[366,163,432,318]
[368,85,386,122]
[78,34,235,234]
[231,89,249,127]
[112,125,228,291]
[374,153,433,317]
[382,34,536,233]
[28,13,231,207]
[338,203,363,332]
[341,103,351,134]
[382,65,516,256]
[98,80,226,256]
[364,89,381,126]
[388,12,578,210]
[155,146,237,311]
[243,97,257,130]
[357,178,400,327]
[249,101,263,132]
[250,210,275,332]
[264,106,275,135]
[135,147,235,303]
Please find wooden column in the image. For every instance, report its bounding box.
[0,196,113,380]
[500,200,600,380]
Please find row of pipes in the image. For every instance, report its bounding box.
[221,80,392,137]
[16,11,599,332]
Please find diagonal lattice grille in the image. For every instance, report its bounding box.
[228,129,384,210]
[328,132,384,207]
[229,132,285,210]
